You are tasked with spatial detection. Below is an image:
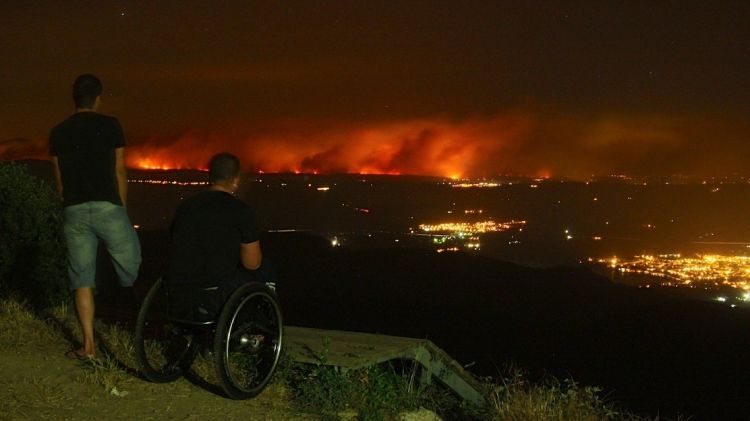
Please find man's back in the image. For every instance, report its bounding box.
[168,190,259,287]
[49,112,124,207]
[51,74,141,361]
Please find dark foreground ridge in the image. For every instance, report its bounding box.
[90,231,749,420]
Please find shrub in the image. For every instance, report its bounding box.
[0,162,67,308]
[490,369,646,421]
[276,339,429,419]
[285,362,428,420]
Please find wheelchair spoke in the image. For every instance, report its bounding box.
[135,278,198,383]
[215,284,283,399]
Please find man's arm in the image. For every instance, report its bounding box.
[115,147,127,206]
[51,156,63,198]
[240,241,262,270]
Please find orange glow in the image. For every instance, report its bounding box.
[124,116,530,177]
[135,157,182,170]
[4,111,749,180]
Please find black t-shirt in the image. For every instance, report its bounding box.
[167,190,260,287]
[48,112,125,207]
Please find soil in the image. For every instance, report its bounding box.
[0,308,314,421]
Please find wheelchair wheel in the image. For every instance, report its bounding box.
[214,282,283,399]
[134,278,198,383]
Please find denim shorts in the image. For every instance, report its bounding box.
[63,201,142,290]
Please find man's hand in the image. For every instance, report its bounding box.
[51,157,63,198]
[240,241,262,270]
[115,147,128,207]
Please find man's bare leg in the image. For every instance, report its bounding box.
[74,287,96,357]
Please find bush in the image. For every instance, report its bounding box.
[490,369,646,421]
[285,362,427,420]
[275,339,430,420]
[0,162,68,308]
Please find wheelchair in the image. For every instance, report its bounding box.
[134,277,283,399]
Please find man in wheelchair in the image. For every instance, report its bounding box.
[135,153,283,398]
[165,152,275,321]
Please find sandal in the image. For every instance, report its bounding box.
[65,349,95,360]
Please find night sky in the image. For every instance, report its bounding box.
[1,1,749,178]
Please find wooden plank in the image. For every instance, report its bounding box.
[284,326,430,369]
[284,326,487,407]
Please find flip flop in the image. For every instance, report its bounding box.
[65,349,95,360]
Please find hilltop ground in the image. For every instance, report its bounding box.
[0,299,313,421]
[0,296,647,421]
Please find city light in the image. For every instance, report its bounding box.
[419,220,525,253]
[451,181,500,188]
[596,254,750,291]
[129,179,208,186]
[419,220,526,234]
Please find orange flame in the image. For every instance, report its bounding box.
[125,116,530,178]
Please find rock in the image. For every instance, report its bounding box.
[337,409,358,420]
[398,407,443,421]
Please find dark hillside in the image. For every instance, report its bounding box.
[89,230,750,420]
[259,232,749,420]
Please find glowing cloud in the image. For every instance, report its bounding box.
[3,112,748,178]
[124,115,531,178]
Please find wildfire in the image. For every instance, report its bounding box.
[134,157,181,170]
[121,116,529,177]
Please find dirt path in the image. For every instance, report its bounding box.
[0,301,315,421]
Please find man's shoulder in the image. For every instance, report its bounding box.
[180,191,253,213]
[50,116,73,136]
[55,112,108,127]
[50,113,123,150]
[222,192,254,213]
[49,115,76,144]
[83,112,122,129]
[208,191,251,206]
[178,191,226,209]
[56,112,121,128]
[94,112,120,124]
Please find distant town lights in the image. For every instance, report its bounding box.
[604,254,750,291]
[419,220,526,235]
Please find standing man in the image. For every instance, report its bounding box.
[167,153,273,318]
[50,74,142,360]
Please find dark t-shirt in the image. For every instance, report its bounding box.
[167,190,260,287]
[49,112,125,207]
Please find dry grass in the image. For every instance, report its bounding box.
[2,296,670,420]
[0,296,313,420]
[49,301,79,336]
[0,375,71,420]
[98,323,138,369]
[489,370,652,421]
[77,354,133,396]
[0,298,62,350]
[0,297,134,395]
[193,351,222,382]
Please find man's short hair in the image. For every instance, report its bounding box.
[73,74,102,109]
[209,153,241,184]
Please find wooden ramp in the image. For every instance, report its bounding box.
[284,326,486,407]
